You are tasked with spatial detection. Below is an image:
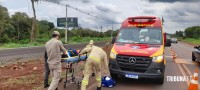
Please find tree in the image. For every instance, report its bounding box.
[0,5,9,38]
[30,0,39,43]
[0,5,56,44]
[0,5,14,43]
[175,31,183,37]
[11,12,32,41]
[37,20,55,38]
[185,26,200,39]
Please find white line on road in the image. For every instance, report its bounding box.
[177,64,190,86]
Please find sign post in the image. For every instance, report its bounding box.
[65,5,68,43]
[111,22,113,38]
[57,14,78,43]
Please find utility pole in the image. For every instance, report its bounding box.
[18,18,20,41]
[111,22,113,38]
[65,5,68,43]
[100,26,102,32]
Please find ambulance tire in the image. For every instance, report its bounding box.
[111,73,118,79]
[192,53,196,61]
[156,76,164,84]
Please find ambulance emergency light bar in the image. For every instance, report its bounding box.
[128,16,156,22]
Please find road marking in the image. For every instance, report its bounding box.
[165,55,172,59]
[174,59,200,87]
[175,58,196,65]
[171,43,200,88]
[177,63,190,86]
[182,64,192,76]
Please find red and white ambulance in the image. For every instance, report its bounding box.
[109,16,170,84]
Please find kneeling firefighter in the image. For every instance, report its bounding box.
[79,40,110,90]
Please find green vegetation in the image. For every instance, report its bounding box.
[67,37,111,44]
[0,5,118,49]
[0,42,43,49]
[181,38,200,45]
[171,26,200,45]
[185,26,200,39]
[0,37,110,49]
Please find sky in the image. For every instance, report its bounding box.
[0,0,200,33]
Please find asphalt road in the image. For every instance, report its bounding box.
[61,42,200,90]
[1,41,199,90]
[0,42,106,65]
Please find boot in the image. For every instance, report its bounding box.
[44,84,49,88]
[92,73,95,77]
[97,87,101,90]
[59,77,63,83]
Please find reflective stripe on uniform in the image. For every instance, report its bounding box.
[96,77,101,82]
[96,77,102,87]
[89,56,101,62]
[82,79,89,86]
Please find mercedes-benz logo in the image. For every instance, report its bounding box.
[129,57,136,64]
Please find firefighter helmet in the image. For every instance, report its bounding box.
[101,76,115,88]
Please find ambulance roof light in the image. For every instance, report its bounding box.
[128,17,156,22]
[128,17,156,19]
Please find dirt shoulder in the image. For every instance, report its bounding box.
[0,44,113,90]
[0,59,45,90]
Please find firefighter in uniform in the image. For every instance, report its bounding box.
[79,40,110,90]
[45,31,67,90]
[84,40,96,76]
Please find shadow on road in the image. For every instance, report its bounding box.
[114,77,163,86]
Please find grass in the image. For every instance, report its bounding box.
[0,37,111,49]
[0,42,43,49]
[181,38,200,45]
[62,37,111,44]
[2,74,37,87]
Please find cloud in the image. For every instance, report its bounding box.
[136,0,200,33]
[95,3,121,23]
[95,3,120,14]
[8,7,30,16]
[81,0,91,3]
[143,9,155,14]
[163,2,200,23]
[4,0,200,33]
[42,0,92,4]
[159,2,200,33]
[148,0,200,3]
[43,0,62,3]
[79,2,121,26]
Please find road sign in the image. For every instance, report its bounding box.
[57,17,78,27]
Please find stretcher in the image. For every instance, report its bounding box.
[61,52,87,89]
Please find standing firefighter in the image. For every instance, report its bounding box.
[45,31,67,90]
[79,40,110,90]
[84,40,96,76]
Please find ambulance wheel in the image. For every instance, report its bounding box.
[111,73,118,79]
[192,53,196,61]
[156,77,164,84]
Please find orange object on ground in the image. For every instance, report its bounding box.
[188,68,198,90]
